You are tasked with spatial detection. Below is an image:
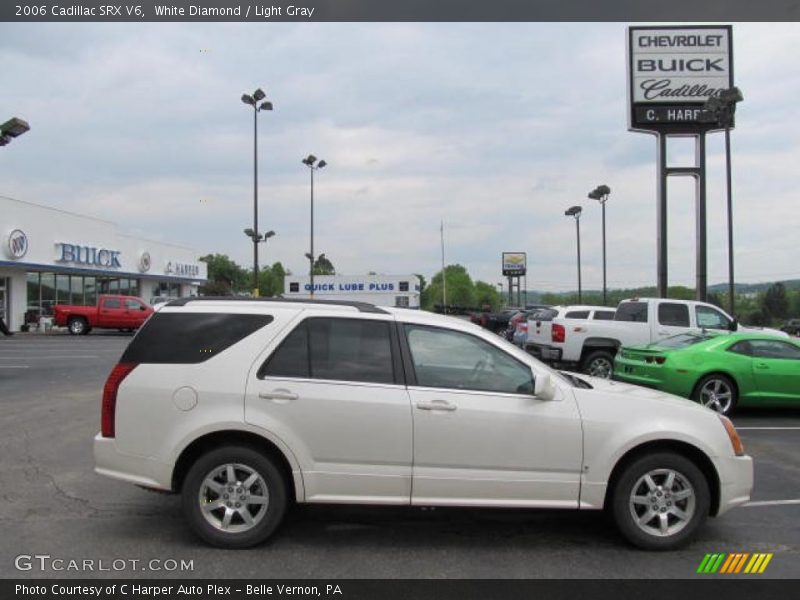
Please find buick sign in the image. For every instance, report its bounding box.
[628,26,733,133]
[7,229,28,259]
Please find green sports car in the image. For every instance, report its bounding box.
[613,332,800,415]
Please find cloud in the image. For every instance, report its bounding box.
[1,22,798,291]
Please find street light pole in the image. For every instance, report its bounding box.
[589,185,611,305]
[565,206,583,303]
[241,88,273,296]
[302,155,327,297]
[703,87,743,316]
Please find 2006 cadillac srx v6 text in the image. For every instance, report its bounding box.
[94,298,753,550]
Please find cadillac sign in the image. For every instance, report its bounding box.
[628,26,733,133]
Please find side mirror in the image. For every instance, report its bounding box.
[729,318,738,332]
[140,306,147,311]
[533,373,557,401]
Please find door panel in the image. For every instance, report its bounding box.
[248,378,413,503]
[401,323,583,507]
[409,386,583,506]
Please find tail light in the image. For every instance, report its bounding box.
[101,363,137,438]
[517,323,528,333]
[552,323,566,343]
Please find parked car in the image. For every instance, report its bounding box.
[614,332,800,416]
[54,294,153,335]
[524,305,615,363]
[478,308,520,334]
[95,297,752,550]
[534,297,787,379]
[782,319,800,336]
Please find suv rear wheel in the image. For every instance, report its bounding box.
[182,446,288,549]
[610,452,709,551]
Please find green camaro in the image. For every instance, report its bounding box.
[614,332,800,415]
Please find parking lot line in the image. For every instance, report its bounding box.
[744,499,800,507]
[0,365,30,369]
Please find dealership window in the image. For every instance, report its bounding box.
[154,281,181,298]
[399,281,409,292]
[85,276,97,305]
[289,282,300,293]
[25,272,142,316]
[395,296,410,308]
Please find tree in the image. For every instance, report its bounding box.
[257,262,287,297]
[414,273,427,297]
[199,253,249,295]
[422,264,476,310]
[313,254,335,276]
[474,281,502,311]
[762,283,789,322]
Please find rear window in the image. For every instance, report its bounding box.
[593,310,615,321]
[615,302,648,323]
[531,308,558,321]
[121,312,273,364]
[565,310,589,319]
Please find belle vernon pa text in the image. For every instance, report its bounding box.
[16,583,344,597]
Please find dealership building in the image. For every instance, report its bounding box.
[284,274,421,308]
[1,195,207,332]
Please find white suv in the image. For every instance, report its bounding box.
[95,298,753,550]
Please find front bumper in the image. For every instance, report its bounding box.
[94,433,173,491]
[714,454,753,516]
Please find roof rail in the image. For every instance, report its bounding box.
[165,296,389,314]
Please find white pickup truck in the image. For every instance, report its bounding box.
[534,297,785,379]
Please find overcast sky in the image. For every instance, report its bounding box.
[1,22,798,291]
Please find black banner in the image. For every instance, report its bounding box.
[2,0,800,22]
[4,579,799,600]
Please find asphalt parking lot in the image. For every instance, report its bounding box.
[1,334,798,579]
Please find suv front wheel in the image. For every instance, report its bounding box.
[610,452,710,551]
[182,446,288,549]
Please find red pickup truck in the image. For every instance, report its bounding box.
[54,295,154,335]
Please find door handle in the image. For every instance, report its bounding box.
[259,390,299,402]
[415,400,457,412]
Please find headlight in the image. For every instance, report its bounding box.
[719,415,745,456]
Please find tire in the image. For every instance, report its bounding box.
[582,350,615,379]
[67,317,88,336]
[610,452,710,551]
[182,445,288,549]
[692,374,738,416]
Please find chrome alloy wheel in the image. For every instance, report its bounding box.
[587,357,613,379]
[198,463,270,533]
[629,468,696,538]
[699,378,734,414]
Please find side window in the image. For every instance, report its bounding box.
[103,298,121,309]
[565,310,589,319]
[728,341,752,356]
[615,302,648,323]
[696,305,731,330]
[125,299,143,310]
[259,321,310,378]
[658,303,690,327]
[593,311,615,321]
[749,340,800,360]
[309,318,395,384]
[404,325,534,395]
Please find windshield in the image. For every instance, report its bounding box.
[652,333,716,349]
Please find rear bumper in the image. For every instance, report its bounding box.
[526,343,562,362]
[94,434,173,491]
[714,454,753,516]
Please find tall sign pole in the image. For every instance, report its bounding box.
[627,26,734,301]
